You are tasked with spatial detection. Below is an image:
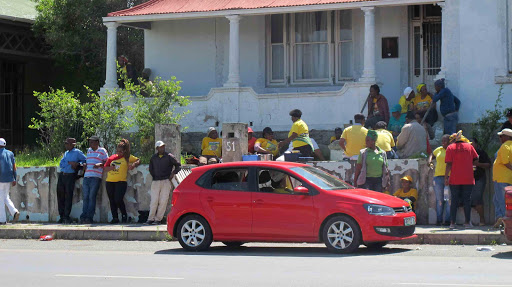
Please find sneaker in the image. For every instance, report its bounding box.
[110,218,120,224]
[464,222,473,229]
[0,222,6,225]
[13,212,20,223]
[121,215,128,223]
[151,221,160,225]
[493,218,503,228]
[57,218,64,224]
[449,223,455,229]
[144,220,154,225]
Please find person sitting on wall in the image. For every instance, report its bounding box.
[399,87,416,115]
[117,55,137,88]
[248,127,257,154]
[501,109,512,131]
[413,83,438,127]
[254,127,279,158]
[278,109,314,157]
[374,121,397,159]
[396,112,427,159]
[388,104,406,140]
[393,175,418,212]
[340,114,368,160]
[330,127,343,143]
[365,84,390,129]
[199,127,222,166]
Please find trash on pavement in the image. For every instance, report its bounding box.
[476,246,494,251]
[39,235,53,241]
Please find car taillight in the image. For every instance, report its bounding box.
[506,190,512,217]
[171,191,179,207]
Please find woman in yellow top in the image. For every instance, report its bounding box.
[393,175,418,212]
[254,127,279,158]
[413,83,438,126]
[104,139,140,224]
[278,109,314,157]
[199,127,222,165]
[427,134,450,226]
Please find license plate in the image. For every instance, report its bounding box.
[404,217,416,226]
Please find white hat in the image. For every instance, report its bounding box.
[403,87,414,96]
[498,129,512,137]
[0,138,5,146]
[155,140,165,148]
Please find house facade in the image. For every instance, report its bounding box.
[103,0,512,133]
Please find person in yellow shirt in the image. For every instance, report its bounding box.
[278,109,313,157]
[413,83,438,126]
[104,139,140,224]
[492,129,512,228]
[399,87,415,114]
[428,134,450,226]
[199,127,222,165]
[330,127,343,143]
[254,127,279,158]
[374,121,396,159]
[393,175,418,212]
[339,114,368,159]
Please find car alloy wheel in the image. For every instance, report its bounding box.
[177,215,212,251]
[322,215,361,253]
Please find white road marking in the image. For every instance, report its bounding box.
[396,284,512,287]
[55,274,184,280]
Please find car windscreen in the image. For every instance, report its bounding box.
[290,166,353,191]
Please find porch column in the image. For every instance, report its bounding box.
[103,22,119,90]
[224,15,241,87]
[436,2,447,80]
[360,7,376,82]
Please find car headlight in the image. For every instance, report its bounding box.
[364,204,396,216]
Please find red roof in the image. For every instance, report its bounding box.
[108,0,375,17]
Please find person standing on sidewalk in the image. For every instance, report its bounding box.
[492,129,512,228]
[470,138,491,226]
[0,138,19,224]
[428,134,451,226]
[146,141,181,225]
[104,139,140,224]
[57,138,86,224]
[445,131,478,229]
[80,136,108,224]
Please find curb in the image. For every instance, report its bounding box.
[0,227,169,241]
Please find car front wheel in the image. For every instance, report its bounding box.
[177,215,213,251]
[322,215,361,254]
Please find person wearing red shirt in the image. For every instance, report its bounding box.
[248,127,257,154]
[445,131,479,229]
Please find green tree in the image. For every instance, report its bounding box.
[32,0,145,93]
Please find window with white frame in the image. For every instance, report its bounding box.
[267,10,353,86]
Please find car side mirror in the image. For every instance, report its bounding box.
[293,186,309,194]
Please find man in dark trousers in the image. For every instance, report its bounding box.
[146,141,181,225]
[57,138,86,224]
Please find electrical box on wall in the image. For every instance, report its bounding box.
[382,37,399,58]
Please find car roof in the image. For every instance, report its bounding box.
[191,161,309,172]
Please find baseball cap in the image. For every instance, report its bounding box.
[155,140,165,148]
[401,175,413,182]
[498,129,512,137]
[207,127,217,135]
[403,87,414,96]
[0,138,6,146]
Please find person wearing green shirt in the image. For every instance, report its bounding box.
[354,130,390,192]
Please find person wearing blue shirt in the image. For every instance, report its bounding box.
[431,78,461,135]
[0,138,20,224]
[57,138,86,224]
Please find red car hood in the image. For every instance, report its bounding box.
[329,188,409,207]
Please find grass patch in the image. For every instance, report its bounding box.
[15,150,59,167]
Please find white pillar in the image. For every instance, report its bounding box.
[360,7,376,82]
[224,15,241,87]
[103,22,119,90]
[435,2,447,80]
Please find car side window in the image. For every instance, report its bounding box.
[257,169,303,194]
[210,169,250,191]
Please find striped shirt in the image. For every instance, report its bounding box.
[84,147,108,178]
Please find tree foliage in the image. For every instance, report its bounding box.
[32,0,146,93]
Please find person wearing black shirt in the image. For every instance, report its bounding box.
[471,138,491,226]
[501,109,512,131]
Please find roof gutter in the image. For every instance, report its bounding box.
[0,15,35,24]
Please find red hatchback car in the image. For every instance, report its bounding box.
[167,161,416,253]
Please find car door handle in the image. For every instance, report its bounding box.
[253,199,264,204]
[206,196,214,203]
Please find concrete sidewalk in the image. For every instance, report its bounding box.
[0,223,509,245]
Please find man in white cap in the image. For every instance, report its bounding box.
[0,138,20,224]
[147,140,181,225]
[399,87,415,115]
[492,128,512,228]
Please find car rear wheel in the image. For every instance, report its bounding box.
[322,215,361,254]
[222,241,245,248]
[177,215,213,251]
[364,241,388,249]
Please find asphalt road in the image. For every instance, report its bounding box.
[1,240,512,287]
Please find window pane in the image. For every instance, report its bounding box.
[295,12,327,43]
[271,14,284,43]
[414,26,421,76]
[258,169,302,194]
[211,169,249,191]
[295,43,329,80]
[339,10,352,41]
[271,44,285,80]
[425,4,441,18]
[339,42,353,78]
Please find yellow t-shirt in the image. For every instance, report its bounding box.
[433,147,447,177]
[288,119,309,148]
[341,125,368,157]
[413,94,432,110]
[330,136,337,143]
[201,137,222,157]
[255,138,279,157]
[399,95,413,114]
[393,188,418,209]
[372,98,379,115]
[375,129,395,152]
[493,141,512,184]
[106,155,139,182]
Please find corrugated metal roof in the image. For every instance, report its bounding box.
[0,0,38,22]
[108,0,375,17]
